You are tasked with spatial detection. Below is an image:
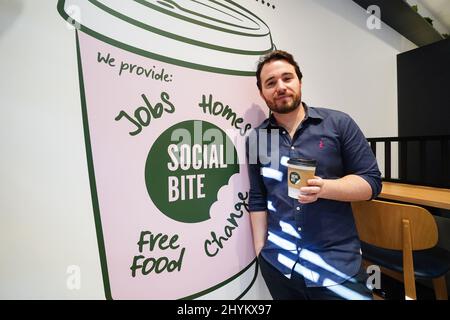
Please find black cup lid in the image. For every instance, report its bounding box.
[287,158,317,167]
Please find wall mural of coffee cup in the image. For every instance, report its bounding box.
[57,0,272,299]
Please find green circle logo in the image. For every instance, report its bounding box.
[290,172,300,185]
[145,120,239,223]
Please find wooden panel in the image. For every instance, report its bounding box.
[351,200,438,250]
[379,182,450,210]
[402,219,417,300]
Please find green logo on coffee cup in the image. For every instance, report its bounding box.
[290,172,301,185]
[145,120,239,223]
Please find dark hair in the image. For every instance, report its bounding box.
[256,50,303,91]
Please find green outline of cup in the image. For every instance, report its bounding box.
[60,0,268,300]
[73,31,258,300]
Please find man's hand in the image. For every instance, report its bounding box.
[298,175,373,203]
[250,211,268,257]
[298,176,324,204]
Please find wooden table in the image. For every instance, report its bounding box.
[378,182,450,210]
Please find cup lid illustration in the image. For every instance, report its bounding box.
[58,0,274,74]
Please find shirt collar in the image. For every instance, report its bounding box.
[260,102,323,129]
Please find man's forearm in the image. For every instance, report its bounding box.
[320,174,373,202]
[249,211,268,256]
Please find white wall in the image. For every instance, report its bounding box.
[250,0,416,138]
[0,0,103,299]
[0,0,415,299]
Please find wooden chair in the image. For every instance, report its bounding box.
[351,200,450,300]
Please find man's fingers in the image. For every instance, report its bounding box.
[300,186,321,194]
[298,194,317,204]
[307,177,323,186]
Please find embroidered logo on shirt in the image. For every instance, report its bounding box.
[319,139,325,149]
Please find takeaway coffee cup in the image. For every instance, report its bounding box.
[287,158,317,199]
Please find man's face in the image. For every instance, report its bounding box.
[259,59,302,114]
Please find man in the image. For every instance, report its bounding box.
[247,50,382,300]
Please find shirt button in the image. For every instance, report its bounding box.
[291,146,295,150]
[296,207,301,211]
[298,227,302,231]
[282,131,286,135]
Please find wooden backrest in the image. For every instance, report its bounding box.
[351,200,438,250]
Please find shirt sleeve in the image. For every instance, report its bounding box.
[246,131,268,212]
[339,114,382,199]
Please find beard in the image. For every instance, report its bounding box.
[265,94,302,114]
